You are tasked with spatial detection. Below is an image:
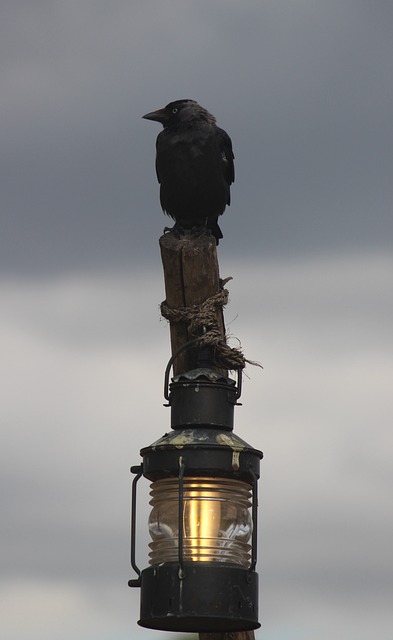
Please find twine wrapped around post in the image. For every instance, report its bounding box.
[160,278,254,371]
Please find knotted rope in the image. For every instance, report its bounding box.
[160,277,260,370]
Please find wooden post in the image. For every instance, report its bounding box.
[159,230,255,640]
[160,231,226,376]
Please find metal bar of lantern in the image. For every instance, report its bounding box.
[178,458,186,577]
[128,465,143,586]
[249,465,258,572]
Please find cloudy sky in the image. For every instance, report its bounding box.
[1,2,392,639]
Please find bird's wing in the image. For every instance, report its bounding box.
[216,127,235,186]
[155,131,167,184]
[155,152,162,185]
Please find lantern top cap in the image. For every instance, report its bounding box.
[140,425,263,482]
[144,426,262,456]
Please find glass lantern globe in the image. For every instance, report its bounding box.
[148,476,252,567]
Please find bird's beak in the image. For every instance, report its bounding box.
[142,108,167,124]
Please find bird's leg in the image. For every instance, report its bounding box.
[163,223,184,239]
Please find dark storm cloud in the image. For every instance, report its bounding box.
[1,1,392,275]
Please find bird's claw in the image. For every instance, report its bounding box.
[163,225,183,239]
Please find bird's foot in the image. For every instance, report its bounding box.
[163,224,216,244]
[163,224,184,239]
[190,225,214,240]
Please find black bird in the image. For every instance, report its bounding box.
[142,99,234,244]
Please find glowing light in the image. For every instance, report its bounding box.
[148,477,252,567]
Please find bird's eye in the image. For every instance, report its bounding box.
[172,107,178,114]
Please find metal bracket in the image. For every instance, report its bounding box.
[248,464,258,572]
[163,338,243,403]
[177,457,186,579]
[128,464,143,588]
[164,338,200,402]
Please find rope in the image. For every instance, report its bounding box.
[160,277,260,371]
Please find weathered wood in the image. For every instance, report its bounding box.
[159,230,225,376]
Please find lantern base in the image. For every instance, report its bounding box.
[138,562,260,632]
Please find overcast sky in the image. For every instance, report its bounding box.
[1,2,392,640]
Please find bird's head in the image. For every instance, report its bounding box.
[142,99,216,128]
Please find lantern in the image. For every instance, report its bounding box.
[129,363,263,633]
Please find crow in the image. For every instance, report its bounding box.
[142,99,234,244]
